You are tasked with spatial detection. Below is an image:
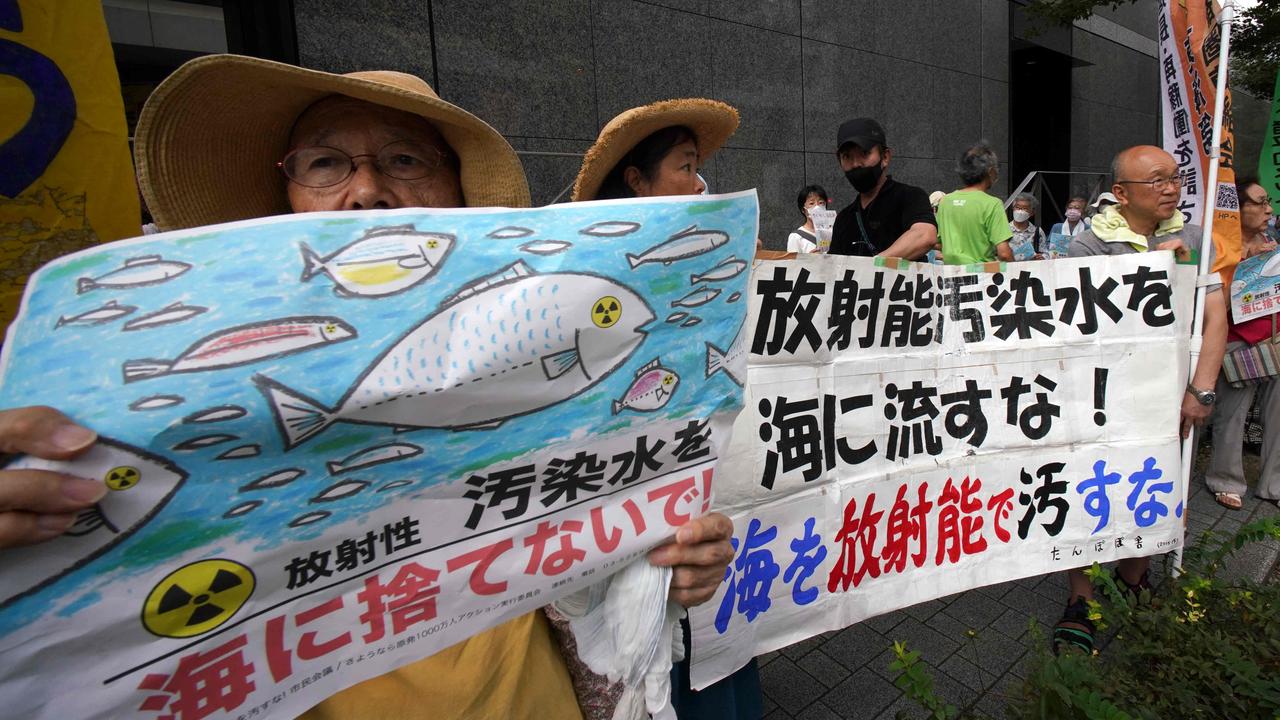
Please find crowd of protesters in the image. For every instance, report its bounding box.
[2,51,1278,720]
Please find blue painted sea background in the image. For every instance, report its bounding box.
[0,191,757,634]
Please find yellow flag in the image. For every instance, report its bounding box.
[0,0,140,334]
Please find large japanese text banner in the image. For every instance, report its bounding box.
[0,192,757,719]
[689,252,1194,688]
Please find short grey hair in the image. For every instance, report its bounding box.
[956,143,999,186]
[1013,192,1038,212]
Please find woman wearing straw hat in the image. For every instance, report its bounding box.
[572,99,737,204]
[573,98,763,720]
[0,54,734,720]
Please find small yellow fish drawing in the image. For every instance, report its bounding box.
[301,224,454,297]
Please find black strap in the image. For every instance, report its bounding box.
[852,211,876,256]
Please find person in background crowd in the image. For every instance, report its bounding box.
[927,190,947,261]
[787,184,829,253]
[573,98,761,720]
[1085,191,1118,226]
[1051,195,1089,239]
[1058,145,1228,655]
[936,143,1011,265]
[1205,177,1279,510]
[827,117,936,260]
[1008,192,1046,260]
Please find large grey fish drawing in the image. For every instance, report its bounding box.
[76,255,192,294]
[0,438,187,608]
[256,261,654,448]
[300,224,455,297]
[626,225,728,268]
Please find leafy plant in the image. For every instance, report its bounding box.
[889,515,1280,719]
[890,640,960,720]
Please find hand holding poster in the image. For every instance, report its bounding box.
[687,252,1195,688]
[0,192,757,719]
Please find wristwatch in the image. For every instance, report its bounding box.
[1186,383,1216,405]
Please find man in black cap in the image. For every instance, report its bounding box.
[828,117,937,259]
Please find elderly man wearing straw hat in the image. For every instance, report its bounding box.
[0,54,734,720]
[573,98,763,720]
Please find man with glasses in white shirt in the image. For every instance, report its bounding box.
[1054,144,1228,655]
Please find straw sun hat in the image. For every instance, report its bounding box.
[572,98,739,202]
[135,54,530,231]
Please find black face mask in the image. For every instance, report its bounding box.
[845,162,884,194]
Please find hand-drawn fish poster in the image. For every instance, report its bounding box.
[0,191,758,720]
[1228,247,1280,323]
[687,252,1195,688]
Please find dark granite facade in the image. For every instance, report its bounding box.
[290,0,1267,248]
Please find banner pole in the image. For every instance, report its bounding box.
[1175,0,1235,572]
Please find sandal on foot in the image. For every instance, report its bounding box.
[1113,567,1152,603]
[1214,492,1243,510]
[1052,598,1095,655]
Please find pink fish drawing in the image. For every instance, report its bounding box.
[612,358,680,414]
[122,316,356,382]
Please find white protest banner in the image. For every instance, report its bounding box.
[688,252,1195,688]
[0,192,757,719]
[1228,247,1280,323]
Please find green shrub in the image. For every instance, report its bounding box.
[890,515,1280,720]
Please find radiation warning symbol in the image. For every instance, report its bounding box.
[142,559,255,638]
[592,296,621,328]
[104,465,140,491]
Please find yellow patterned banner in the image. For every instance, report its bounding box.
[0,0,140,336]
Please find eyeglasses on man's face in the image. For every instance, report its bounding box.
[1115,173,1186,192]
[278,140,453,188]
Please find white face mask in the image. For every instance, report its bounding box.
[1012,209,1031,223]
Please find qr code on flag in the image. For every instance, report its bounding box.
[1215,182,1239,212]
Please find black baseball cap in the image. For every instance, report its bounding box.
[836,117,886,152]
